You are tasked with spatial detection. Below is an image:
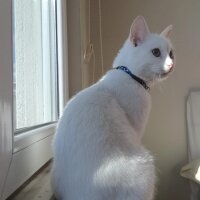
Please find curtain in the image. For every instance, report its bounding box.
[80,0,104,88]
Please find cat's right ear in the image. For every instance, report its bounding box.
[161,25,173,38]
[129,16,150,47]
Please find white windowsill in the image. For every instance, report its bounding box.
[14,123,57,153]
[2,135,54,199]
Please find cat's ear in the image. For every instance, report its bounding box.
[129,16,150,47]
[161,25,173,38]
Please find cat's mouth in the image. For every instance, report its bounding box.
[158,67,174,79]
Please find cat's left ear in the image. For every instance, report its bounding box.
[161,25,173,38]
[130,16,150,46]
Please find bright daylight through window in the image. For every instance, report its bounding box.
[13,0,58,133]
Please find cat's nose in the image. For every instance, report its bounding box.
[167,64,174,72]
[165,56,174,72]
[168,64,173,68]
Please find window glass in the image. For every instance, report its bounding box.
[13,0,58,132]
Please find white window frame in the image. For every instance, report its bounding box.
[0,0,68,199]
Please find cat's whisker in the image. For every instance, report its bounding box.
[158,83,164,94]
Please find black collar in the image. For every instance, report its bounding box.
[115,66,150,91]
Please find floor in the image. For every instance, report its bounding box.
[7,162,55,200]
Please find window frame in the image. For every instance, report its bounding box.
[0,0,68,199]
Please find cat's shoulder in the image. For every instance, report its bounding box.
[66,83,119,111]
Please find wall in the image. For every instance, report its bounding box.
[67,0,82,97]
[99,0,200,199]
[80,0,90,88]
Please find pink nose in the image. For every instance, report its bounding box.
[168,64,173,71]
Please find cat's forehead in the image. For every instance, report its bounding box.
[146,34,173,51]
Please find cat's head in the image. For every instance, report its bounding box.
[113,16,175,85]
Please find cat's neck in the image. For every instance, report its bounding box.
[113,39,155,85]
[99,69,151,140]
[113,40,141,76]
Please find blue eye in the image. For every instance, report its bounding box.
[152,48,161,57]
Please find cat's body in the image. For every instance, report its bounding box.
[52,16,175,200]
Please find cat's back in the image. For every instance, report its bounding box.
[52,81,130,199]
[53,80,125,160]
[57,82,116,131]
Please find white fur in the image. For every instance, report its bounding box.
[52,16,174,200]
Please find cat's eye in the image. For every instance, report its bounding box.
[169,50,174,59]
[152,48,161,57]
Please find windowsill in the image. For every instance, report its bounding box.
[14,123,57,153]
[7,161,55,200]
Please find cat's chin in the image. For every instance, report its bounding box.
[156,68,174,80]
[160,72,170,79]
[153,72,170,82]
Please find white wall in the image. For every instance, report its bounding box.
[80,0,90,88]
[67,0,82,97]
[99,0,200,199]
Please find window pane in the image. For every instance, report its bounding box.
[13,0,58,132]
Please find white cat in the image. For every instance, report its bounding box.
[52,16,175,200]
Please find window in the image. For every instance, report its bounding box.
[13,0,58,133]
[0,0,68,199]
